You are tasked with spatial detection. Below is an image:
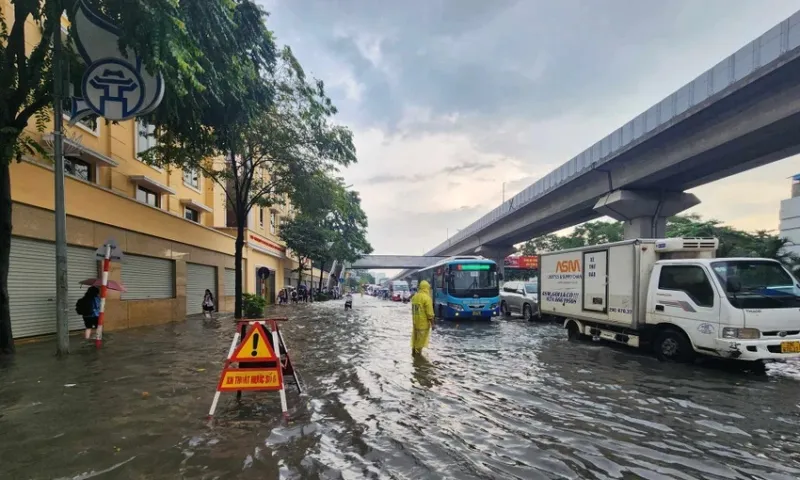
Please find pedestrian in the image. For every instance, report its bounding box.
[202,289,215,318]
[291,289,297,304]
[410,280,435,356]
[77,286,101,342]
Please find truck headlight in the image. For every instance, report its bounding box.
[722,327,760,339]
[447,303,464,312]
[490,303,498,309]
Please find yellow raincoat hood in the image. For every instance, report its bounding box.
[417,280,431,294]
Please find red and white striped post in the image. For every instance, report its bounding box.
[96,243,111,349]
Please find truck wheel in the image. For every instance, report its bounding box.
[654,329,695,363]
[523,304,534,321]
[501,301,511,317]
[566,322,588,342]
[437,305,444,320]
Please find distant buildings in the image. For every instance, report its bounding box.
[374,272,387,283]
[779,174,800,256]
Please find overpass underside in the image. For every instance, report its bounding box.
[430,48,800,257]
[348,255,451,270]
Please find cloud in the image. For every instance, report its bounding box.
[259,0,800,263]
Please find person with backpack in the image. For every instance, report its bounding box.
[76,286,101,342]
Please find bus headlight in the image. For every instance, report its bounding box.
[447,303,464,312]
[489,304,498,310]
[722,327,761,339]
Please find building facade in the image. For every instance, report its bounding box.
[5,6,326,340]
[779,174,800,256]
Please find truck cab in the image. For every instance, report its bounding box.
[647,255,800,362]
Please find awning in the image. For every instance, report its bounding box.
[129,175,176,195]
[41,133,119,167]
[180,198,213,213]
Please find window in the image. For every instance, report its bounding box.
[64,156,92,182]
[136,120,157,156]
[658,266,714,307]
[183,167,199,189]
[136,186,161,208]
[524,281,538,294]
[184,207,199,223]
[259,208,264,227]
[270,212,277,235]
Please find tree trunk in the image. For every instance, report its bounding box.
[318,260,326,291]
[234,220,245,319]
[0,159,14,354]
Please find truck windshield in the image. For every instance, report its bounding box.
[448,264,499,298]
[711,260,800,309]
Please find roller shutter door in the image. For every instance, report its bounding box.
[187,263,217,315]
[224,268,237,297]
[121,254,174,300]
[9,237,97,338]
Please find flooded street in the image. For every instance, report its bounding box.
[3,296,800,479]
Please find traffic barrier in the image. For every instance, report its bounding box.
[207,317,302,422]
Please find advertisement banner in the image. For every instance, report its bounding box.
[504,255,539,269]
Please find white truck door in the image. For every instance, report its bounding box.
[583,250,608,312]
[651,264,720,349]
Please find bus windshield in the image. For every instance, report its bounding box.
[448,263,499,298]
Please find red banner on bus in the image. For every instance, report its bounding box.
[503,255,539,269]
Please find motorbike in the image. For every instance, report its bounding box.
[344,295,353,310]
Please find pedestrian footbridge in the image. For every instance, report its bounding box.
[347,255,450,270]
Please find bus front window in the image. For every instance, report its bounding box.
[448,264,499,298]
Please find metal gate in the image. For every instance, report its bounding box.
[121,254,175,300]
[186,263,217,315]
[9,237,97,338]
[224,268,236,297]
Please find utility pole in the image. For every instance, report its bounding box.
[53,9,70,356]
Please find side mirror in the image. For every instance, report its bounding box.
[726,276,742,293]
[497,272,504,281]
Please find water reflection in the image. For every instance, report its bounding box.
[2,296,800,479]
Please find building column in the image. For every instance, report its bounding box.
[594,190,700,239]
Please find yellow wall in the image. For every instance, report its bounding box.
[12,203,237,331]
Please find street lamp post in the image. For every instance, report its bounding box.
[53,14,69,356]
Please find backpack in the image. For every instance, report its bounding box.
[75,296,93,316]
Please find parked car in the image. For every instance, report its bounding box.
[500,280,539,321]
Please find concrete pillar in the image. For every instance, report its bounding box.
[593,190,700,240]
[473,244,516,276]
[327,260,344,290]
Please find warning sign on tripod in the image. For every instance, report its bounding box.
[208,318,302,422]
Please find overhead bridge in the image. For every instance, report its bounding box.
[348,255,450,270]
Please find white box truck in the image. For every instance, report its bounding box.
[538,237,800,364]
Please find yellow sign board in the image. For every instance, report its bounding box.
[231,323,278,362]
[217,367,282,391]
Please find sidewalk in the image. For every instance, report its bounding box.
[0,307,306,479]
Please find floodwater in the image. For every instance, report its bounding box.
[2,296,800,479]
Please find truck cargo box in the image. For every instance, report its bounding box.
[539,239,659,328]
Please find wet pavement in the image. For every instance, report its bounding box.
[2,295,800,479]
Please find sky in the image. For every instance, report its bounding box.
[258,0,800,276]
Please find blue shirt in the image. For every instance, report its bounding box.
[91,296,101,317]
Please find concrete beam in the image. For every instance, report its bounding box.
[594,190,700,239]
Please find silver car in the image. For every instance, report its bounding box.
[500,280,539,321]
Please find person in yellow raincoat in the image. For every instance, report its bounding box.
[411,280,435,355]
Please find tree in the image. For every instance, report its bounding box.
[286,170,372,290]
[145,43,356,317]
[0,0,260,353]
[521,214,799,271]
[280,214,331,287]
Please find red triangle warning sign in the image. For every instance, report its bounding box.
[231,323,278,362]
